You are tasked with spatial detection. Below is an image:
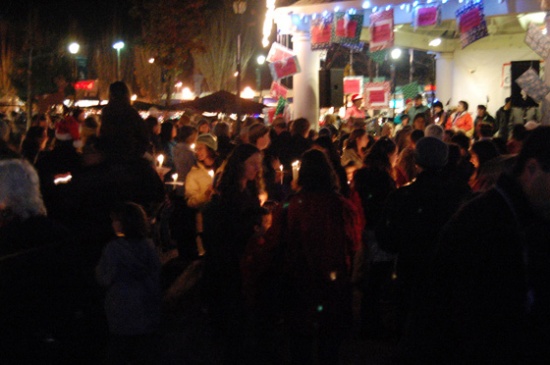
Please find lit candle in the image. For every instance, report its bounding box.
[190,143,196,151]
[157,154,165,168]
[208,170,214,178]
[291,160,300,181]
[171,173,178,182]
[279,164,284,184]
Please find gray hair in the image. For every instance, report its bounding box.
[425,124,445,140]
[0,159,46,220]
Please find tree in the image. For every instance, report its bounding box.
[131,0,209,106]
[191,2,256,93]
[0,21,16,99]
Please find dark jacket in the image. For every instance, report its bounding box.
[376,169,471,287]
[496,106,512,140]
[400,174,548,363]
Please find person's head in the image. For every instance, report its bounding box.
[513,127,550,218]
[476,105,487,117]
[410,129,425,146]
[401,115,410,126]
[291,117,310,137]
[197,119,210,135]
[323,113,337,127]
[0,159,46,221]
[248,123,270,150]
[366,136,398,170]
[217,143,262,196]
[272,117,287,135]
[415,137,449,171]
[346,128,368,152]
[110,202,150,239]
[511,124,527,142]
[432,101,443,113]
[479,123,494,138]
[414,94,423,107]
[470,140,500,169]
[160,120,176,143]
[412,114,426,131]
[395,125,414,152]
[73,108,86,123]
[31,113,48,128]
[298,149,339,193]
[195,133,218,162]
[351,94,363,107]
[457,100,469,113]
[145,116,160,137]
[450,131,471,155]
[380,122,394,138]
[443,129,456,143]
[108,81,131,104]
[176,125,198,144]
[425,124,444,140]
[213,121,231,138]
[504,97,512,108]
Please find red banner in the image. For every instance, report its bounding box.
[369,9,394,52]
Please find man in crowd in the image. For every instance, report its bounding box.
[473,104,496,139]
[407,94,431,125]
[496,97,513,140]
[400,126,550,363]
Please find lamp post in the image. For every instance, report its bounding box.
[112,41,125,81]
[68,42,80,81]
[256,55,265,101]
[233,1,247,98]
[390,48,402,117]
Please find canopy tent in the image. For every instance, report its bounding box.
[171,90,266,114]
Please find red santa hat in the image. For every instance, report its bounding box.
[56,115,82,148]
[351,94,363,102]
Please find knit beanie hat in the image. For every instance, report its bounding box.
[415,136,449,170]
[196,133,218,151]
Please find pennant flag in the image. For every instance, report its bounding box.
[413,3,441,30]
[268,56,301,81]
[275,97,286,116]
[365,82,391,110]
[525,23,550,59]
[456,0,489,49]
[515,68,550,103]
[311,13,333,50]
[344,76,364,95]
[400,82,421,100]
[266,42,295,63]
[270,82,289,99]
[367,49,388,65]
[332,12,364,49]
[370,9,394,52]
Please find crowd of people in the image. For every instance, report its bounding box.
[1,82,550,364]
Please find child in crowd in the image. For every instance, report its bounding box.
[96,202,161,365]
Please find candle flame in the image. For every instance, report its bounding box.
[208,170,215,178]
[172,173,178,182]
[157,154,165,167]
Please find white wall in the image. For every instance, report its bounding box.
[450,34,540,117]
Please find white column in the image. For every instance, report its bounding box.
[292,31,320,130]
[542,15,550,125]
[435,52,454,108]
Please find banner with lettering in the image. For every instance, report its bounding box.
[343,76,364,95]
[369,9,394,52]
[332,12,364,48]
[413,3,441,30]
[365,81,391,110]
[311,14,333,50]
[525,23,550,59]
[456,0,489,49]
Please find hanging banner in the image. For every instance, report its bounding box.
[311,14,333,50]
[332,12,364,48]
[270,81,289,99]
[369,9,394,52]
[525,23,550,59]
[515,68,550,103]
[365,81,391,110]
[400,82,421,100]
[456,0,489,49]
[268,56,301,81]
[266,42,295,63]
[413,3,441,29]
[343,76,364,94]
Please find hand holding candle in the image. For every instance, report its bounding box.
[291,160,300,182]
[279,164,284,184]
[157,154,165,168]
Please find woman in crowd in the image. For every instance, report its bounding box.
[352,137,399,339]
[201,143,264,364]
[267,148,362,365]
[469,139,501,192]
[341,128,369,169]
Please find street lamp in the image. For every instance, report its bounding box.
[112,41,125,81]
[256,55,266,100]
[390,49,402,117]
[233,1,247,99]
[68,42,80,82]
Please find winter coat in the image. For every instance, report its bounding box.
[446,111,474,136]
[400,174,549,363]
[96,237,161,335]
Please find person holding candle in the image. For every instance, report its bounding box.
[201,143,264,364]
[182,133,219,259]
